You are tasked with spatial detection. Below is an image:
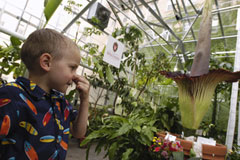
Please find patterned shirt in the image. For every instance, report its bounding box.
[0,77,77,160]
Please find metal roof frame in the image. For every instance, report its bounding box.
[58,0,240,70]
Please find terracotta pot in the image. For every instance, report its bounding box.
[202,143,227,160]
[176,138,193,156]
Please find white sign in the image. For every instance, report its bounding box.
[103,36,125,68]
[197,136,216,146]
[165,133,176,141]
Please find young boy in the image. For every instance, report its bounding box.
[0,28,90,159]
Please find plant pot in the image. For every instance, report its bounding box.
[202,143,227,160]
[176,138,193,156]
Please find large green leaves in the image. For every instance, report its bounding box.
[82,104,157,160]
[122,148,134,160]
[106,66,114,85]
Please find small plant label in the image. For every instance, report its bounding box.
[103,36,125,68]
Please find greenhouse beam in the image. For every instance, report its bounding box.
[139,0,182,44]
[142,35,238,49]
[106,0,173,55]
[214,0,226,49]
[181,0,196,45]
[0,26,26,41]
[15,0,29,32]
[107,1,124,28]
[188,0,200,14]
[122,0,172,47]
[131,0,160,60]
[61,0,97,34]
[153,0,162,18]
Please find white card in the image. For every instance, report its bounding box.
[197,136,216,146]
[103,36,125,68]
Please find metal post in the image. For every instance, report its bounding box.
[61,0,97,33]
[226,9,240,150]
[188,0,200,14]
[181,0,196,45]
[138,0,182,46]
[238,101,240,147]
[106,0,173,55]
[214,0,226,49]
[107,1,124,28]
[15,0,29,32]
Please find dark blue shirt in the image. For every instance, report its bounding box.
[0,77,77,160]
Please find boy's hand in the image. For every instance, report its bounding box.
[73,75,90,100]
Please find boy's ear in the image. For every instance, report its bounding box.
[39,53,52,71]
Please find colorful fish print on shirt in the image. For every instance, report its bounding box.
[42,107,53,126]
[19,121,38,136]
[0,77,76,159]
[1,138,16,145]
[30,81,36,91]
[5,82,23,90]
[64,107,70,121]
[19,93,37,115]
[55,101,61,112]
[24,141,39,160]
[0,115,10,136]
[0,99,11,107]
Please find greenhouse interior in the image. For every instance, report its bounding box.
[0,0,240,159]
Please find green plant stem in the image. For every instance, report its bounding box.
[182,127,196,137]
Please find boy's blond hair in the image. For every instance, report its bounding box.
[20,28,79,72]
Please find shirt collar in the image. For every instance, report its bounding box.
[16,77,64,100]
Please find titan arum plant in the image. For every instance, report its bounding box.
[161,0,240,129]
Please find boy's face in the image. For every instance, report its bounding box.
[48,48,81,93]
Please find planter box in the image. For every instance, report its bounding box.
[156,132,227,159]
[202,143,227,160]
[176,138,193,156]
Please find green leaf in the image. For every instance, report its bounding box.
[122,148,133,160]
[99,69,104,79]
[160,78,173,85]
[106,66,114,85]
[172,152,184,160]
[109,123,131,139]
[95,139,106,154]
[133,125,141,132]
[141,127,154,144]
[80,130,102,146]
[88,57,91,66]
[139,134,149,145]
[65,89,75,102]
[44,0,62,23]
[108,142,118,160]
[10,36,21,46]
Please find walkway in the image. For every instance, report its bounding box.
[66,138,109,160]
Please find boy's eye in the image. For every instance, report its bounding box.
[70,65,78,71]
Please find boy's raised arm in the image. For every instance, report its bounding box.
[71,75,90,138]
